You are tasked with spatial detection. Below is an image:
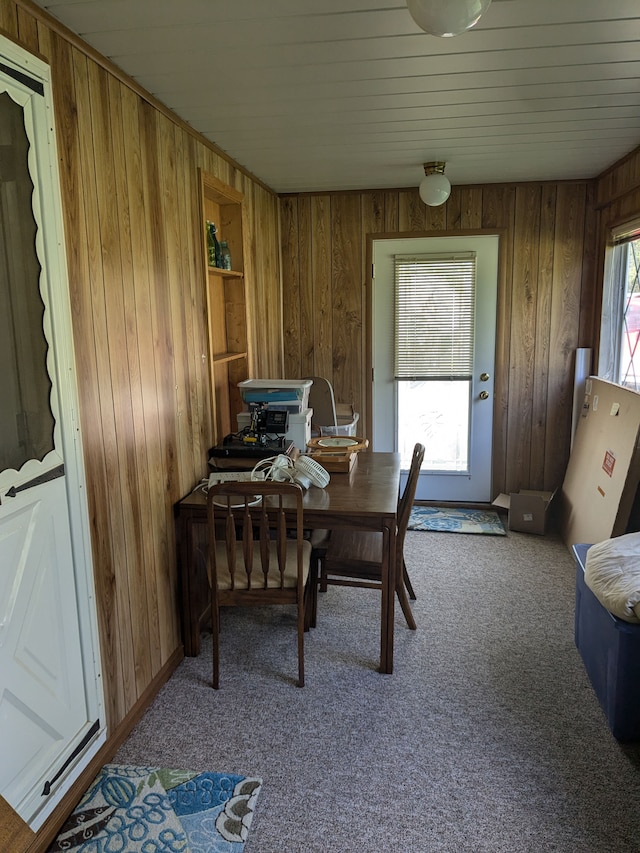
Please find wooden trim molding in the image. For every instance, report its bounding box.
[278,178,593,200]
[595,178,640,212]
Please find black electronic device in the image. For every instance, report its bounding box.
[236,404,290,446]
[209,437,294,460]
[264,408,289,433]
[248,404,289,435]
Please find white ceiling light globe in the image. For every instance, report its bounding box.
[407,0,492,37]
[419,172,451,206]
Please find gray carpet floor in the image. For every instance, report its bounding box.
[115,529,640,852]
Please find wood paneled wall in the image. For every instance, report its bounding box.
[593,145,640,351]
[281,182,597,496]
[4,0,640,841]
[597,144,640,216]
[2,1,283,737]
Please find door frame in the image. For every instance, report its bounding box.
[364,228,507,500]
[0,34,105,829]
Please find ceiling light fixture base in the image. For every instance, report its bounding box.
[419,162,451,207]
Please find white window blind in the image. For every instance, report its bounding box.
[394,253,476,379]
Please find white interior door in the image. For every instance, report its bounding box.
[372,235,499,502]
[0,38,105,830]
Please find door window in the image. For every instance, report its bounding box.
[0,92,55,472]
[394,253,476,471]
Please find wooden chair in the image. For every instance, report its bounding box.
[206,481,315,687]
[319,443,425,629]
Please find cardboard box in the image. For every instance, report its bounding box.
[493,489,556,534]
[560,377,640,550]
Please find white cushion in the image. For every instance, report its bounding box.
[584,532,640,623]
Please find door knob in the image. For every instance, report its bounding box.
[479,390,489,400]
[480,372,490,382]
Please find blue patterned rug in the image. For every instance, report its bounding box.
[408,505,506,535]
[48,764,262,852]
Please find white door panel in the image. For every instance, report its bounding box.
[0,36,105,829]
[0,478,87,816]
[372,235,498,502]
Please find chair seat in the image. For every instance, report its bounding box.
[215,540,312,591]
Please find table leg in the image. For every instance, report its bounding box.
[380,521,396,674]
[183,514,214,656]
[178,514,201,656]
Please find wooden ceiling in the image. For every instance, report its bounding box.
[30,0,640,193]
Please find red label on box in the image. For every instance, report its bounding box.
[602,450,616,477]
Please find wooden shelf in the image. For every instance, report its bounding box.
[207,266,244,278]
[212,351,248,365]
[199,168,250,442]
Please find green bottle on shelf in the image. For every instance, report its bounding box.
[206,221,222,267]
[220,241,232,270]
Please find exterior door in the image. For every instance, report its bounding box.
[372,235,499,502]
[0,38,105,829]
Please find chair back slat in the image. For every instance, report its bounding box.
[242,512,255,585]
[259,505,270,586]
[277,506,287,587]
[224,510,237,588]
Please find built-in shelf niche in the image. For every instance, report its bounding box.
[199,169,250,441]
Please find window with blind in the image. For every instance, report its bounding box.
[599,220,640,389]
[394,253,476,379]
[393,253,477,473]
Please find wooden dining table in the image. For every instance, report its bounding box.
[174,451,401,673]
